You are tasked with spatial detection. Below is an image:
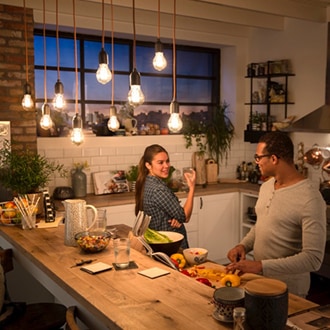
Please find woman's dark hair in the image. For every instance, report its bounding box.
[259,131,294,163]
[134,144,168,215]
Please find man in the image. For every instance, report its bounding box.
[226,132,326,297]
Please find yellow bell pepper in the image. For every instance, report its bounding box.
[170,253,186,269]
[220,274,241,287]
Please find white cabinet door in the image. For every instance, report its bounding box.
[199,192,240,264]
[179,196,201,248]
[103,204,136,227]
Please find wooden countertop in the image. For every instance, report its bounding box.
[54,182,260,210]
[0,223,317,329]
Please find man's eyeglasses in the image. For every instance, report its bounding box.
[254,154,271,162]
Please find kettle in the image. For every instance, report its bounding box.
[63,199,97,246]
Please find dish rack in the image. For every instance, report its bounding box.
[132,211,178,270]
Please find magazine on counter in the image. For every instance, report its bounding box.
[92,170,129,195]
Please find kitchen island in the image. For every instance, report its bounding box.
[0,224,317,329]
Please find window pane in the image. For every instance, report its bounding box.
[177,78,213,103]
[84,73,129,101]
[141,76,172,102]
[177,50,216,76]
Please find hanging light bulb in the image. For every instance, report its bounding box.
[53,79,65,110]
[106,0,119,132]
[168,100,182,133]
[107,105,120,131]
[128,0,144,107]
[22,0,34,111]
[53,0,65,110]
[128,68,145,107]
[40,103,53,130]
[22,82,34,110]
[96,0,112,84]
[71,113,84,146]
[71,0,84,146]
[96,48,112,84]
[168,0,182,133]
[153,0,167,71]
[153,39,167,71]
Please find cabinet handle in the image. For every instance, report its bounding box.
[200,197,203,209]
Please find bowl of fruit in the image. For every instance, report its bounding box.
[74,231,112,253]
[0,201,22,225]
[183,247,208,266]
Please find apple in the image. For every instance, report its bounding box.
[4,201,17,218]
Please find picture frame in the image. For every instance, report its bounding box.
[92,170,129,195]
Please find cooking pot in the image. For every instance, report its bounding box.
[304,145,323,168]
[53,186,74,200]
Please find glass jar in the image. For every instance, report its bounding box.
[233,307,246,330]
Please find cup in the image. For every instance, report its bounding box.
[22,213,36,230]
[182,167,194,192]
[88,208,107,232]
[113,238,130,269]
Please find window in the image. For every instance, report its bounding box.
[34,29,220,135]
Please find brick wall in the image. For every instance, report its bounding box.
[0,4,36,152]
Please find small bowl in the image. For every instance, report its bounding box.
[183,247,208,266]
[75,231,112,253]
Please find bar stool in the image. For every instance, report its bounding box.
[0,248,67,330]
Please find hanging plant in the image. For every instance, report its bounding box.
[183,102,235,164]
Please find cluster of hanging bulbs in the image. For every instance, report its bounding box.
[22,0,183,144]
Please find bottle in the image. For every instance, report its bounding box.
[233,307,246,330]
[71,167,87,198]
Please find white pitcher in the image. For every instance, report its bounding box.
[63,199,97,246]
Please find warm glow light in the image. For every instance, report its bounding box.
[107,106,120,131]
[53,93,65,110]
[71,114,84,146]
[168,100,182,133]
[96,49,112,84]
[153,40,167,71]
[40,103,53,130]
[153,52,167,71]
[22,94,34,110]
[53,80,65,110]
[128,85,145,107]
[128,68,145,107]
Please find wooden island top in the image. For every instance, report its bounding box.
[0,223,317,330]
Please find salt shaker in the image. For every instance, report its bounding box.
[233,307,246,330]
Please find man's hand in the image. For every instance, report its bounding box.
[225,260,262,276]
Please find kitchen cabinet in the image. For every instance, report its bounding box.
[240,191,258,259]
[198,192,240,264]
[244,60,295,143]
[103,204,136,227]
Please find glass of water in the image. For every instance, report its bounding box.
[113,238,130,269]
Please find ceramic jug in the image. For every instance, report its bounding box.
[63,199,97,246]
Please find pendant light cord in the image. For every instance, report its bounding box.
[111,0,114,106]
[101,0,105,48]
[43,0,47,103]
[23,0,29,84]
[172,0,176,100]
[132,0,136,68]
[157,0,160,39]
[73,0,78,114]
[56,0,60,80]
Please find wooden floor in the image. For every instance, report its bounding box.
[307,273,330,305]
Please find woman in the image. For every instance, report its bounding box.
[135,144,196,249]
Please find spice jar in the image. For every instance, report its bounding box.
[233,307,246,330]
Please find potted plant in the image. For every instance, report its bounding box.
[126,165,138,192]
[182,102,235,165]
[0,140,67,195]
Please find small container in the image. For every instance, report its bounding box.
[233,307,246,330]
[244,278,288,330]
